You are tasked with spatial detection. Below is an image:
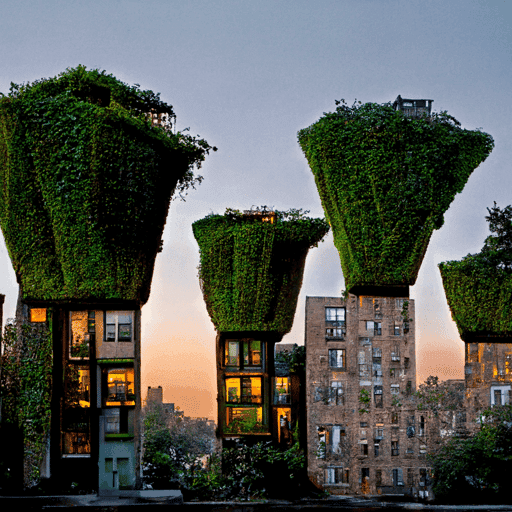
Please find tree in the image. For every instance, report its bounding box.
[142,403,215,490]
[429,405,512,503]
[481,202,512,271]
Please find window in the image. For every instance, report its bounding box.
[30,308,47,323]
[225,406,264,433]
[361,443,368,456]
[404,357,410,373]
[374,425,384,439]
[329,381,344,405]
[394,323,400,336]
[366,321,381,335]
[226,377,262,403]
[326,327,344,339]
[391,441,399,456]
[105,311,133,342]
[374,443,380,457]
[374,385,383,408]
[389,368,396,378]
[103,367,135,406]
[331,425,344,454]
[325,467,349,484]
[329,349,345,369]
[359,364,369,378]
[491,385,511,406]
[274,377,290,404]
[406,381,412,395]
[419,415,425,436]
[391,384,400,395]
[391,412,399,424]
[376,469,382,486]
[326,307,345,326]
[393,468,404,486]
[407,415,415,437]
[225,339,262,368]
[70,311,93,359]
[391,345,400,362]
[62,365,91,455]
[317,427,327,459]
[326,308,346,339]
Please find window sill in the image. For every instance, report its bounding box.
[105,434,134,440]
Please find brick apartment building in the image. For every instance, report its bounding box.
[305,295,430,497]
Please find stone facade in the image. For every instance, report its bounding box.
[465,342,512,431]
[305,295,430,497]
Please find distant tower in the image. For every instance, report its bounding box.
[147,386,163,405]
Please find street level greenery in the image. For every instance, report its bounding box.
[429,405,512,503]
[0,65,215,305]
[439,203,512,339]
[142,403,306,500]
[0,320,52,488]
[193,208,329,334]
[298,100,493,292]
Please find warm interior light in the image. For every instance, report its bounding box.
[30,308,47,322]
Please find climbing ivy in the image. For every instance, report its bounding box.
[439,203,512,340]
[0,65,214,305]
[298,100,494,292]
[0,320,52,487]
[193,208,329,334]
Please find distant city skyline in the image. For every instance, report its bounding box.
[1,0,511,418]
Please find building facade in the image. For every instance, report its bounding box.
[15,302,142,494]
[305,295,430,497]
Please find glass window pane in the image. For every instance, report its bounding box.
[118,324,132,341]
[106,324,116,341]
[225,341,239,366]
[226,378,241,403]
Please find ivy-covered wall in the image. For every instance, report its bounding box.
[193,209,329,334]
[298,101,494,293]
[439,204,512,340]
[0,66,214,305]
[439,257,512,340]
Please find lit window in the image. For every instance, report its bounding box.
[274,377,290,404]
[30,308,47,323]
[226,377,262,404]
[103,367,135,406]
[224,339,262,368]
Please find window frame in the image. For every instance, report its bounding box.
[104,311,134,343]
[224,339,264,370]
[328,349,346,369]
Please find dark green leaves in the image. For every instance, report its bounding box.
[298,100,494,293]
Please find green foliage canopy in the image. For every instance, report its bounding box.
[439,203,512,339]
[0,65,214,304]
[193,208,329,334]
[298,100,494,293]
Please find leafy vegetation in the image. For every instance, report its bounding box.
[429,405,512,503]
[298,100,493,292]
[0,320,52,488]
[415,375,465,417]
[0,65,215,304]
[274,343,306,373]
[439,203,512,339]
[142,403,307,500]
[193,207,329,334]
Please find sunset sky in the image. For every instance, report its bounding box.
[1,1,511,419]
